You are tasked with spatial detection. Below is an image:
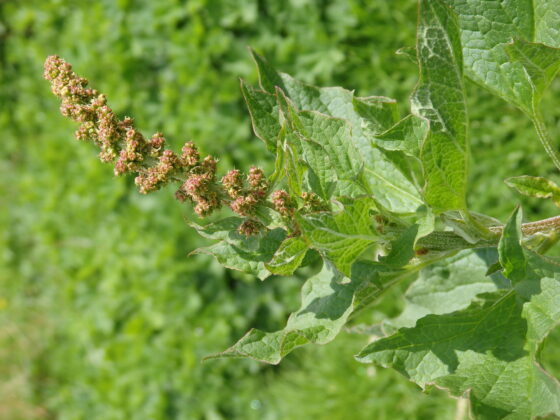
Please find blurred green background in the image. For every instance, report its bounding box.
[2,1,560,419]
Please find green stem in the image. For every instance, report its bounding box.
[417,214,560,252]
[533,111,560,171]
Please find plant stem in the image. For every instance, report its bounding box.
[416,215,560,252]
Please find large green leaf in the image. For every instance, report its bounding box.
[298,197,377,276]
[357,248,560,419]
[442,0,560,168]
[384,249,509,332]
[250,49,423,213]
[442,0,560,115]
[412,0,468,212]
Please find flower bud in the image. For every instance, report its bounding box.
[221,169,244,198]
[301,192,329,212]
[181,141,199,167]
[238,219,264,236]
[271,190,296,217]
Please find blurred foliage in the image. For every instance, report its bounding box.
[1,0,560,419]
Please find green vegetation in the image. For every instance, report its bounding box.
[3,0,560,419]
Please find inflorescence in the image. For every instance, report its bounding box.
[44,55,326,235]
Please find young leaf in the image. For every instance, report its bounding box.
[298,197,377,276]
[412,0,468,212]
[505,175,560,208]
[498,207,527,283]
[265,236,309,276]
[249,47,285,93]
[441,210,502,245]
[240,80,280,153]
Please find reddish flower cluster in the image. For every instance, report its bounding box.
[221,167,269,217]
[301,192,329,212]
[44,55,265,219]
[45,56,325,235]
[237,219,264,236]
[271,190,297,217]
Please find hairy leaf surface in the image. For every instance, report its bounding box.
[357,247,560,419]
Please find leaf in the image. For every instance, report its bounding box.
[412,0,468,212]
[297,110,363,183]
[191,219,285,280]
[373,114,428,158]
[207,262,361,364]
[357,249,560,419]
[249,49,423,213]
[298,197,377,276]
[249,47,285,93]
[442,1,560,167]
[505,175,560,208]
[240,80,280,153]
[384,249,509,332]
[379,224,419,269]
[352,95,399,135]
[442,0,560,115]
[265,236,309,276]
[498,207,527,283]
[209,260,406,364]
[504,39,560,111]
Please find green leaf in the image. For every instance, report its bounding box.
[441,210,502,245]
[442,0,560,115]
[498,207,527,283]
[504,39,560,110]
[357,249,560,419]
[299,197,377,276]
[297,110,363,183]
[240,80,280,153]
[265,236,309,276]
[191,220,285,280]
[413,0,468,212]
[249,47,285,93]
[384,249,509,332]
[249,51,422,213]
[209,260,406,364]
[443,0,560,168]
[505,175,560,208]
[352,95,399,135]
[207,262,361,364]
[379,224,419,269]
[373,114,428,158]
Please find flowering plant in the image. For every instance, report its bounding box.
[45,1,560,417]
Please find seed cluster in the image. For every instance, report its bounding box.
[44,56,328,235]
